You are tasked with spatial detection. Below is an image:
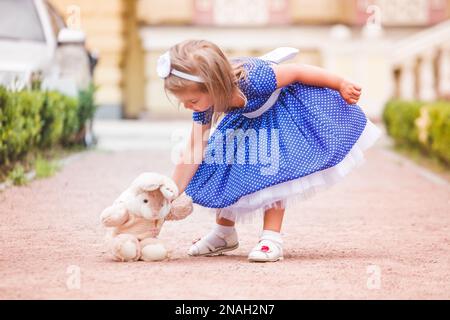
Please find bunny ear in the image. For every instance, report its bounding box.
[140,183,160,192]
[130,172,179,199]
[160,177,179,201]
[160,186,176,200]
[131,172,163,193]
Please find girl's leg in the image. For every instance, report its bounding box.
[248,201,285,262]
[188,212,238,256]
[263,206,285,232]
[216,214,235,227]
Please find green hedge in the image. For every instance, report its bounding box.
[0,88,45,162]
[0,84,97,168]
[383,100,450,166]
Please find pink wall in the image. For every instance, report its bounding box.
[192,0,291,26]
[352,0,449,27]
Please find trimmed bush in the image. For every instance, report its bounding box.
[0,84,97,180]
[39,92,80,148]
[383,100,450,166]
[78,83,97,127]
[0,88,45,164]
[428,102,450,165]
[383,100,422,147]
[39,91,66,148]
[61,94,80,145]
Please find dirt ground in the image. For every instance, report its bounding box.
[0,123,449,299]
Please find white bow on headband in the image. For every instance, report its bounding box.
[156,51,205,83]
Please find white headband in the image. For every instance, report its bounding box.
[156,51,205,83]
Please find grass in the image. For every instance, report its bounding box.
[34,156,61,179]
[0,144,90,186]
[7,164,27,186]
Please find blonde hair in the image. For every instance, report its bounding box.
[163,39,248,126]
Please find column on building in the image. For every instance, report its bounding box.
[399,59,416,100]
[438,44,450,98]
[418,49,437,101]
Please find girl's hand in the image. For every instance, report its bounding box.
[339,80,362,105]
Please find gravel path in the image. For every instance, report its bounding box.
[0,121,449,299]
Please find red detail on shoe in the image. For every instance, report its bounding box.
[261,245,270,252]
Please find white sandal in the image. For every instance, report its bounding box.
[188,229,239,257]
[248,234,283,262]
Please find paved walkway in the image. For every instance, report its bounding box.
[0,120,449,299]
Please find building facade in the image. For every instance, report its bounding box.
[50,0,450,120]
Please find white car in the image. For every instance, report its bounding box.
[0,0,96,95]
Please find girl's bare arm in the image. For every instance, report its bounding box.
[271,63,362,105]
[171,121,211,196]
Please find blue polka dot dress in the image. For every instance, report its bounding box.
[184,57,382,223]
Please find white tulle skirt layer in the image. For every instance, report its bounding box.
[203,119,383,224]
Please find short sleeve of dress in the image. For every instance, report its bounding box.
[192,107,213,125]
[240,58,278,98]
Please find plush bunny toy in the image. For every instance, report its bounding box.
[100,172,193,262]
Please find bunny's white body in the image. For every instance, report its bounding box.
[100,172,193,262]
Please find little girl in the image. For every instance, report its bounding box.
[157,39,382,263]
